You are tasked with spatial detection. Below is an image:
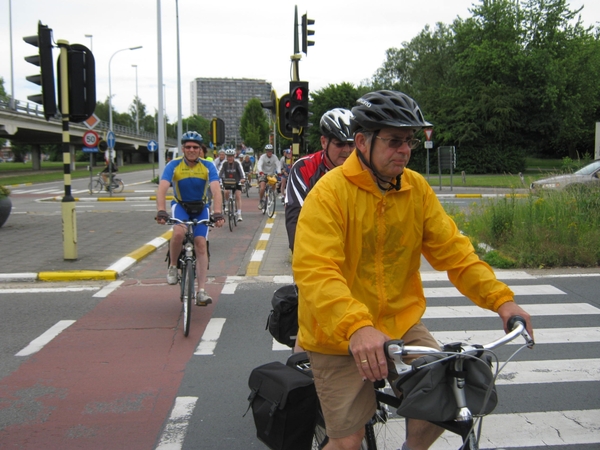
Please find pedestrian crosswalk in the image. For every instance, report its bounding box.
[234,272,600,449]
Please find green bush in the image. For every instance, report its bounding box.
[453,188,600,268]
[0,185,10,199]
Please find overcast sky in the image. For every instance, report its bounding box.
[2,0,599,123]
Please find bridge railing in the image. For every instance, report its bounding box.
[1,99,177,146]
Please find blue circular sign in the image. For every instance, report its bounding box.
[147,140,158,152]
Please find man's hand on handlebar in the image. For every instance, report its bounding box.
[211,213,225,228]
[349,326,391,382]
[155,210,169,225]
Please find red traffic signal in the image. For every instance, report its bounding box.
[289,81,310,128]
[277,94,293,139]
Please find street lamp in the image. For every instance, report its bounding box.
[108,46,142,139]
[85,34,93,52]
[132,64,139,134]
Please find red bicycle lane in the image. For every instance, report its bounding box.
[0,277,226,449]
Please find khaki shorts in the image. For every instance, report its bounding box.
[307,322,440,439]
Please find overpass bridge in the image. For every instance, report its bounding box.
[0,99,177,166]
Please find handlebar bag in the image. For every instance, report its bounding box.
[394,354,498,422]
[266,284,299,348]
[247,361,318,450]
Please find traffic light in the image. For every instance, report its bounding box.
[98,140,108,152]
[23,21,57,121]
[289,81,310,128]
[57,44,96,123]
[211,118,225,146]
[301,14,315,54]
[277,94,293,139]
[260,90,277,117]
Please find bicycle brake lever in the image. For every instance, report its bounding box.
[385,341,412,374]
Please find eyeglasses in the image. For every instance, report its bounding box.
[183,145,200,150]
[376,136,421,150]
[331,141,355,149]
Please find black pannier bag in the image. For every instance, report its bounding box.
[266,284,299,348]
[394,353,498,423]
[247,361,318,450]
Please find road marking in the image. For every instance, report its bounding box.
[432,327,600,345]
[424,284,565,298]
[245,216,276,276]
[420,271,535,281]
[194,318,226,355]
[15,320,75,356]
[424,303,598,318]
[0,286,99,294]
[495,358,600,384]
[380,409,600,448]
[93,280,124,298]
[155,396,198,450]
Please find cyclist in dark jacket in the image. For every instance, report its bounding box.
[285,108,354,251]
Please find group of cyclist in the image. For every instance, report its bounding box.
[155,89,535,450]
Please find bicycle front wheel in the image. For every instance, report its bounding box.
[182,261,194,337]
[88,179,103,194]
[228,198,235,231]
[362,410,406,450]
[267,189,276,218]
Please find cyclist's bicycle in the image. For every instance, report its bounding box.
[261,175,277,218]
[289,316,533,450]
[242,172,252,197]
[88,172,124,194]
[165,217,214,337]
[222,179,241,232]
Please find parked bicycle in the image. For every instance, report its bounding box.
[89,172,124,194]
[261,175,277,218]
[289,316,534,450]
[165,216,214,337]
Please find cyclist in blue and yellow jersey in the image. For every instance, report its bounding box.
[293,91,534,450]
[156,131,224,306]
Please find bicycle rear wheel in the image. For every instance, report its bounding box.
[182,261,194,337]
[267,189,276,218]
[88,179,103,194]
[111,179,124,193]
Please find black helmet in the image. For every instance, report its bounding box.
[350,90,432,134]
[320,108,354,142]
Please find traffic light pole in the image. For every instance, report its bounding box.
[57,40,77,260]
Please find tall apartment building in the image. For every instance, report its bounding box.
[190,78,272,146]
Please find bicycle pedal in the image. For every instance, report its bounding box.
[196,299,212,307]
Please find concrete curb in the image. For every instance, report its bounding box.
[45,196,173,202]
[0,230,173,283]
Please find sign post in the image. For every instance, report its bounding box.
[423,128,433,180]
[148,139,158,179]
[83,130,99,189]
[106,131,116,197]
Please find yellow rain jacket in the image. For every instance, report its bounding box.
[293,152,514,355]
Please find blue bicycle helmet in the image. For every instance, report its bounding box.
[181,131,203,144]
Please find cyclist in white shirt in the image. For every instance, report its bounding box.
[213,149,226,173]
[256,144,281,209]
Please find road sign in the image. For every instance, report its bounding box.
[424,128,433,141]
[84,113,100,130]
[147,140,158,152]
[82,146,98,153]
[424,141,434,149]
[82,130,99,148]
[107,130,116,148]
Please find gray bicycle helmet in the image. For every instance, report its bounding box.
[224,149,236,156]
[181,131,203,144]
[320,108,354,142]
[350,90,432,134]
[264,144,274,152]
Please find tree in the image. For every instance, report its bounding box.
[240,98,270,152]
[306,82,363,152]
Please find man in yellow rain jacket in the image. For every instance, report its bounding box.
[292,90,534,450]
